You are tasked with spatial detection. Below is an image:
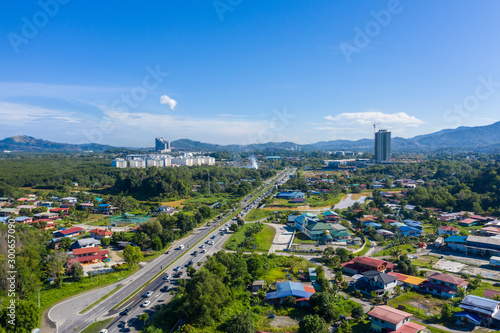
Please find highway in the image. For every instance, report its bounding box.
[46,167,293,333]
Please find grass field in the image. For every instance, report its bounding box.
[224,223,276,252]
[161,198,187,208]
[246,208,275,222]
[374,243,416,257]
[352,319,371,333]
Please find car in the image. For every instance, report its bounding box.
[128,317,137,326]
[200,244,205,249]
[163,274,171,280]
[164,250,170,254]
[174,265,181,271]
[209,241,215,245]
[100,330,108,333]
[121,307,132,315]
[186,260,193,267]
[201,249,206,254]
[192,250,198,255]
[160,285,169,292]
[174,271,182,278]
[143,290,153,297]
[141,300,151,307]
[211,235,217,239]
[178,244,185,250]
[493,282,500,287]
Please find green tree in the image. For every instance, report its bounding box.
[151,236,163,251]
[139,312,149,325]
[101,237,111,246]
[351,304,364,321]
[47,251,67,288]
[60,237,72,251]
[224,309,256,333]
[298,314,328,333]
[441,303,451,318]
[69,262,84,281]
[123,245,144,267]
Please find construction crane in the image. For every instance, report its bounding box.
[373,122,380,133]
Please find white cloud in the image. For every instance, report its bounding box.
[324,111,425,128]
[103,109,270,144]
[160,94,177,110]
[0,101,79,123]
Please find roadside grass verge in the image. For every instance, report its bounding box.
[80,318,113,333]
[79,285,123,314]
[245,209,274,222]
[39,264,137,313]
[356,238,372,256]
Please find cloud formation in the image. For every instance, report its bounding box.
[324,111,424,128]
[160,94,177,110]
[0,101,79,123]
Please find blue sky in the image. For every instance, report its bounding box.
[1,1,500,147]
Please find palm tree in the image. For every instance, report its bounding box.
[390,247,402,261]
[456,286,468,300]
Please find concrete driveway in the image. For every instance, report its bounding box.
[267,223,295,254]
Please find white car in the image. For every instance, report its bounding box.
[141,300,151,307]
[100,330,108,333]
[143,290,153,297]
[209,241,215,245]
[201,249,207,254]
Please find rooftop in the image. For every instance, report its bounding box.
[368,305,411,325]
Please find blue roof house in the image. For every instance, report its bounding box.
[398,226,424,237]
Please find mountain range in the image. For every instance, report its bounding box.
[2,121,500,153]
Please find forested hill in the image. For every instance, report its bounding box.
[3,120,500,152]
[0,135,112,152]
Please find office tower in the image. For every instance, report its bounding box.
[374,130,391,163]
[155,137,170,152]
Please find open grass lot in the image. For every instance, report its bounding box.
[224,223,276,252]
[161,198,187,208]
[374,243,416,257]
[293,231,317,244]
[246,208,275,222]
[86,217,112,226]
[389,291,449,317]
[412,255,439,269]
[264,192,344,209]
[259,255,317,284]
[80,318,113,333]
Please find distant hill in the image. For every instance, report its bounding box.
[0,135,113,152]
[3,121,500,153]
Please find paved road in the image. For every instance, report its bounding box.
[267,223,295,254]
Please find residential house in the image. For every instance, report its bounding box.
[376,229,395,238]
[79,203,94,210]
[470,215,494,223]
[156,205,179,216]
[420,272,469,298]
[49,207,70,215]
[60,197,78,204]
[438,226,460,236]
[459,218,480,227]
[457,295,500,328]
[366,222,382,230]
[0,208,20,217]
[53,227,84,238]
[403,219,423,230]
[72,237,101,249]
[89,228,113,240]
[15,216,33,224]
[368,305,426,333]
[398,226,424,237]
[67,247,109,266]
[265,281,315,307]
[387,272,427,290]
[354,270,399,297]
[94,204,118,215]
[33,212,59,220]
[342,257,394,275]
[478,227,500,237]
[251,280,265,293]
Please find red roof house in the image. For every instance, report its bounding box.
[342,257,394,275]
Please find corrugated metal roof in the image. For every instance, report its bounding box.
[460,295,500,315]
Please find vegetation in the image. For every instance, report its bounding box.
[224,222,276,252]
